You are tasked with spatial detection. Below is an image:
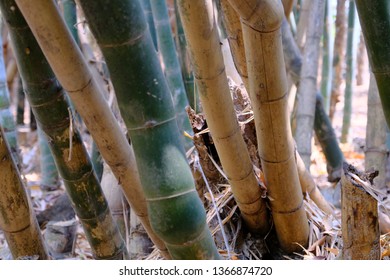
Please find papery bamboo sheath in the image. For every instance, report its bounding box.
[14,0,169,259]
[341,164,380,260]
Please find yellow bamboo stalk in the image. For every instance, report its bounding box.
[14,0,169,259]
[177,0,269,234]
[0,127,48,260]
[220,0,332,218]
[227,0,309,252]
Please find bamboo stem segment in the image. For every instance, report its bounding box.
[295,0,325,168]
[177,0,269,235]
[78,0,219,259]
[0,126,48,260]
[341,164,380,260]
[228,0,309,252]
[14,0,169,259]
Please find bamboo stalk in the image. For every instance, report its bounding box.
[281,0,294,18]
[38,128,60,191]
[173,0,199,112]
[2,0,128,259]
[365,74,387,191]
[0,126,48,260]
[295,0,311,49]
[320,0,334,113]
[340,0,357,143]
[227,0,309,252]
[177,0,270,235]
[14,0,170,259]
[220,0,334,212]
[150,0,192,150]
[0,32,17,159]
[329,0,347,121]
[354,1,390,133]
[295,0,325,168]
[77,0,219,259]
[341,163,380,260]
[140,0,158,50]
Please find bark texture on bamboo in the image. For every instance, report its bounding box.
[354,1,390,129]
[178,0,269,235]
[0,126,48,260]
[2,0,127,259]
[78,0,219,259]
[341,163,380,260]
[13,0,169,259]
[227,0,309,252]
[365,74,387,191]
[295,0,325,168]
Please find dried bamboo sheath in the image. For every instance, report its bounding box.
[227,0,309,252]
[341,165,380,260]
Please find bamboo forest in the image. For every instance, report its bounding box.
[0,0,389,261]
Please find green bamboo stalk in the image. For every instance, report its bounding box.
[38,127,60,191]
[320,0,334,113]
[0,126,48,260]
[78,0,220,259]
[340,0,357,143]
[140,0,158,50]
[295,0,326,168]
[355,0,390,130]
[365,73,387,191]
[61,0,80,46]
[1,0,128,259]
[0,33,17,160]
[314,93,344,181]
[150,0,192,149]
[91,141,104,182]
[173,0,199,112]
[16,76,24,126]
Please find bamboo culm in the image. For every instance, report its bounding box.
[78,0,220,259]
[340,0,357,143]
[14,0,170,259]
[0,126,48,259]
[295,0,326,168]
[1,0,128,259]
[150,0,193,150]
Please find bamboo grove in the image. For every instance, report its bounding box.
[0,0,388,260]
